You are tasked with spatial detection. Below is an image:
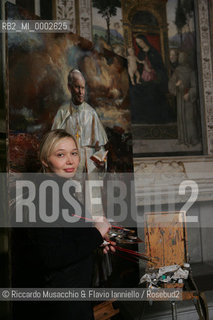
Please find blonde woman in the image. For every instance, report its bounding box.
[12,129,114,320]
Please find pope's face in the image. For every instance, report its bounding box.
[69,76,85,105]
[43,137,80,178]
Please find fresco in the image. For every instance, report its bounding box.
[7,3,133,173]
[128,0,202,154]
[93,0,203,155]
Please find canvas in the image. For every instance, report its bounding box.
[7,2,133,173]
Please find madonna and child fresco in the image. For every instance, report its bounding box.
[128,34,175,125]
[127,31,201,141]
[113,0,202,154]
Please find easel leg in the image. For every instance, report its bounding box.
[171,301,177,320]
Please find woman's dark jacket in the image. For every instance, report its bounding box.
[11,174,103,319]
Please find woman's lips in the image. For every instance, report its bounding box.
[64,168,75,173]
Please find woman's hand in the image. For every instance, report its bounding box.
[137,59,145,64]
[101,240,116,254]
[94,216,111,238]
[93,216,116,254]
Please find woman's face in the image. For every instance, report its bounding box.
[136,38,146,49]
[43,137,80,178]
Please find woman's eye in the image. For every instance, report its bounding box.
[57,153,64,157]
[72,152,79,156]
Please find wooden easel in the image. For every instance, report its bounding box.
[144,211,209,320]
